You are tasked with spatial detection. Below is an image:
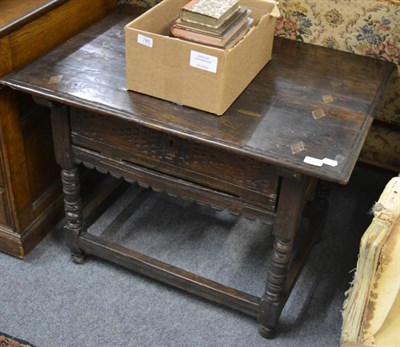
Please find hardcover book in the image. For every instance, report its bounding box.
[172,17,253,48]
[180,0,240,27]
[174,7,249,37]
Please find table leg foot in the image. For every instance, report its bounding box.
[71,250,87,264]
[258,238,293,338]
[258,325,276,339]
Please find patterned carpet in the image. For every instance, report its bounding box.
[0,332,35,347]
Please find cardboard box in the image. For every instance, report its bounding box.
[125,0,279,115]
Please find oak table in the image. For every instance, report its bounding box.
[1,6,394,338]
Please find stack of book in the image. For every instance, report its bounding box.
[171,0,253,49]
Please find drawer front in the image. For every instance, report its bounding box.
[0,188,11,227]
[70,110,278,211]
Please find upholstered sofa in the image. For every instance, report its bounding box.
[341,174,400,347]
[122,0,400,172]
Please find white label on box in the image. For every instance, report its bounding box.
[190,50,218,73]
[137,34,153,48]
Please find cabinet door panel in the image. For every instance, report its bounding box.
[0,188,11,227]
[0,154,4,185]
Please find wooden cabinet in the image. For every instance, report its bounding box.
[0,153,4,185]
[0,0,118,258]
[0,188,10,227]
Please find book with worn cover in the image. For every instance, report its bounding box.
[180,0,240,27]
[224,18,253,49]
[174,7,249,37]
[172,17,253,48]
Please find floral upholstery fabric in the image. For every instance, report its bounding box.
[120,0,400,171]
[275,0,399,127]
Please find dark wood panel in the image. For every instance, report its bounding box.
[0,226,22,258]
[0,188,11,226]
[0,153,4,185]
[70,109,278,210]
[19,93,60,208]
[0,35,12,77]
[0,88,34,231]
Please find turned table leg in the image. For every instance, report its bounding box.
[62,166,86,263]
[259,174,310,338]
[49,102,86,263]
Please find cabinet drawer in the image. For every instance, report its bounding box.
[70,109,278,211]
[0,188,11,227]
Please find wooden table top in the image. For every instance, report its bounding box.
[1,6,394,184]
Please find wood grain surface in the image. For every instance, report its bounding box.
[1,6,394,184]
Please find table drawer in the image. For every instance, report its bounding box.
[0,187,11,227]
[70,110,278,211]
